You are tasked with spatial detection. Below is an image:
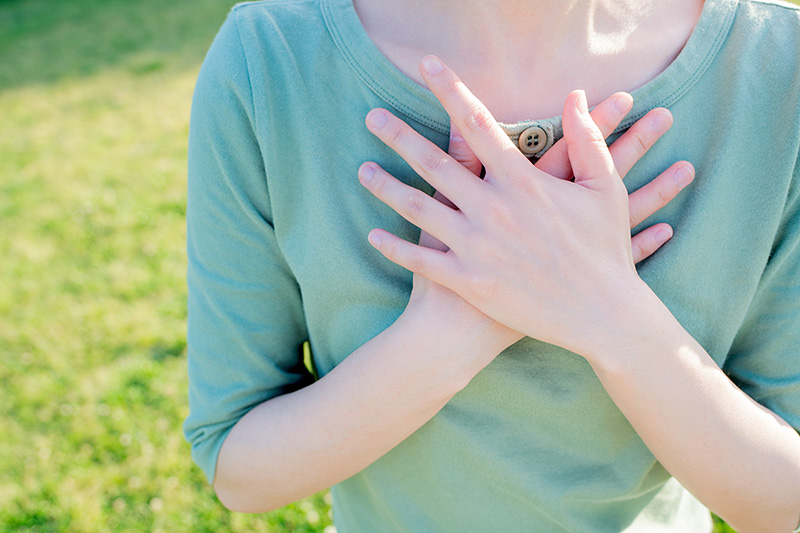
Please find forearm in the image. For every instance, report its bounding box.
[213,302,514,513]
[588,281,800,533]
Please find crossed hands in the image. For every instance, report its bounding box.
[359,55,693,359]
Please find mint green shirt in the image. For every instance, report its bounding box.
[183,0,800,530]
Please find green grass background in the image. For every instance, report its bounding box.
[0,0,332,530]
[1,0,795,530]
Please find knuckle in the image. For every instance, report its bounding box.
[383,239,398,260]
[464,105,494,135]
[442,78,462,99]
[630,131,649,156]
[573,132,610,160]
[408,251,426,273]
[628,203,641,228]
[468,271,498,302]
[587,127,607,146]
[573,117,608,147]
[631,239,645,263]
[645,232,661,255]
[451,148,476,171]
[369,171,387,196]
[404,191,426,221]
[419,150,447,175]
[387,122,405,146]
[485,198,513,226]
[656,183,673,206]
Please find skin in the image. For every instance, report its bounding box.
[214,2,800,531]
[354,0,705,121]
[359,56,800,532]
[409,95,691,349]
[214,89,693,513]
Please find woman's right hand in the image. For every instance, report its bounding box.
[406,91,694,353]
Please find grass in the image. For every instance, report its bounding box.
[2,0,796,530]
[0,0,332,530]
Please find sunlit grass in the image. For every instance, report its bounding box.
[0,0,332,530]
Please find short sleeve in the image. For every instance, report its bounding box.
[182,11,313,483]
[724,151,800,432]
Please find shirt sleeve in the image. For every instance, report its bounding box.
[182,10,313,484]
[723,151,800,432]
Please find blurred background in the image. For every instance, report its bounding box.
[0,0,331,530]
[2,0,795,531]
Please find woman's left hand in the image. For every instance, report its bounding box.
[359,55,660,358]
[359,56,800,532]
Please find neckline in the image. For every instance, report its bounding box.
[322,0,738,140]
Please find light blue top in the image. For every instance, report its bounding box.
[184,0,800,530]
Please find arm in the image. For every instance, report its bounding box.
[213,95,685,512]
[360,55,800,532]
[184,13,514,511]
[591,284,800,533]
[187,18,692,513]
[213,299,512,512]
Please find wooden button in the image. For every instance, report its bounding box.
[518,126,547,156]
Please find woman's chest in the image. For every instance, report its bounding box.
[258,82,795,375]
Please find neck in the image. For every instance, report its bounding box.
[403,1,655,49]
[353,0,704,121]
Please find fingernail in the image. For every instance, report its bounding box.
[359,163,375,183]
[656,227,673,242]
[651,110,672,134]
[575,90,589,115]
[368,231,382,248]
[366,109,387,129]
[614,93,633,115]
[674,164,694,187]
[450,129,464,143]
[422,56,444,75]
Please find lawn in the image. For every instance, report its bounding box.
[1,0,795,531]
[0,0,331,530]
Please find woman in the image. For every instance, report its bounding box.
[183,0,800,531]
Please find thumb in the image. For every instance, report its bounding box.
[562,90,617,189]
[448,122,483,176]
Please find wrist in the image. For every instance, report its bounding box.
[398,294,518,384]
[578,277,680,372]
[407,281,522,347]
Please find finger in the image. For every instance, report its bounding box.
[610,108,673,179]
[368,228,456,285]
[448,122,483,177]
[562,90,617,189]
[631,223,673,264]
[366,108,483,210]
[358,162,465,246]
[537,92,633,180]
[418,55,531,179]
[628,162,695,228]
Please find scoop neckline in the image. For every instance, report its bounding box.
[322,0,738,138]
